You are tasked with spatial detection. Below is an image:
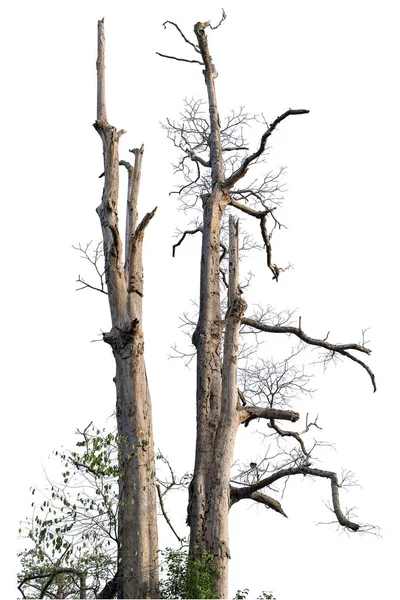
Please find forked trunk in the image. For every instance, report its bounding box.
[95,20,158,599]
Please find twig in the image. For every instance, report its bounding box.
[172,226,203,257]
[156,52,203,66]
[156,484,183,543]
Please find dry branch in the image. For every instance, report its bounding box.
[224,109,310,188]
[172,225,203,257]
[231,466,361,531]
[239,406,300,427]
[241,316,376,391]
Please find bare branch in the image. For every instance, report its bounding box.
[156,52,203,66]
[188,150,211,168]
[161,20,201,53]
[73,241,107,294]
[228,197,284,280]
[156,484,184,543]
[232,490,288,517]
[172,225,203,257]
[239,406,300,427]
[241,316,376,391]
[229,197,274,219]
[209,9,227,30]
[224,109,310,188]
[76,275,108,295]
[231,466,362,531]
[268,418,310,457]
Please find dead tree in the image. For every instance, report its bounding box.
[94,19,158,599]
[159,14,376,599]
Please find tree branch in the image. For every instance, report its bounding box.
[224,109,310,188]
[19,569,86,600]
[239,406,299,427]
[172,226,203,257]
[97,572,119,599]
[188,150,211,168]
[241,316,376,391]
[268,419,309,456]
[231,466,361,531]
[161,20,201,53]
[156,484,184,543]
[231,490,287,517]
[76,275,108,295]
[156,52,203,65]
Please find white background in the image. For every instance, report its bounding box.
[2,1,399,598]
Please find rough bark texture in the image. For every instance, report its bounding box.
[95,20,158,599]
[178,16,374,599]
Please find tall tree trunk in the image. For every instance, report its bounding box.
[206,217,245,598]
[187,20,232,598]
[163,15,374,599]
[94,19,158,599]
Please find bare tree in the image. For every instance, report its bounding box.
[159,13,376,598]
[94,19,158,599]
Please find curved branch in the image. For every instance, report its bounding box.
[229,197,273,219]
[172,226,203,257]
[268,419,309,456]
[241,316,376,392]
[260,214,280,280]
[188,150,211,168]
[161,20,201,53]
[228,197,281,279]
[224,109,309,187]
[231,466,361,531]
[156,484,184,543]
[231,489,287,517]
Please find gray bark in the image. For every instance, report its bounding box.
[94,19,158,599]
[160,15,375,598]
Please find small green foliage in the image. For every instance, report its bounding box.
[233,590,276,600]
[19,425,276,599]
[18,425,120,599]
[159,547,222,599]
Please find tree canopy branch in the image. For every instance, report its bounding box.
[231,466,361,531]
[224,109,310,188]
[172,226,203,257]
[241,316,376,391]
[161,20,201,53]
[269,418,309,456]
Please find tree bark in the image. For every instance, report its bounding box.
[162,15,375,598]
[94,19,158,599]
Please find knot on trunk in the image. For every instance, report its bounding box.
[227,297,247,321]
[211,539,231,559]
[103,319,139,357]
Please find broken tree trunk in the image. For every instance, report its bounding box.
[94,19,158,599]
